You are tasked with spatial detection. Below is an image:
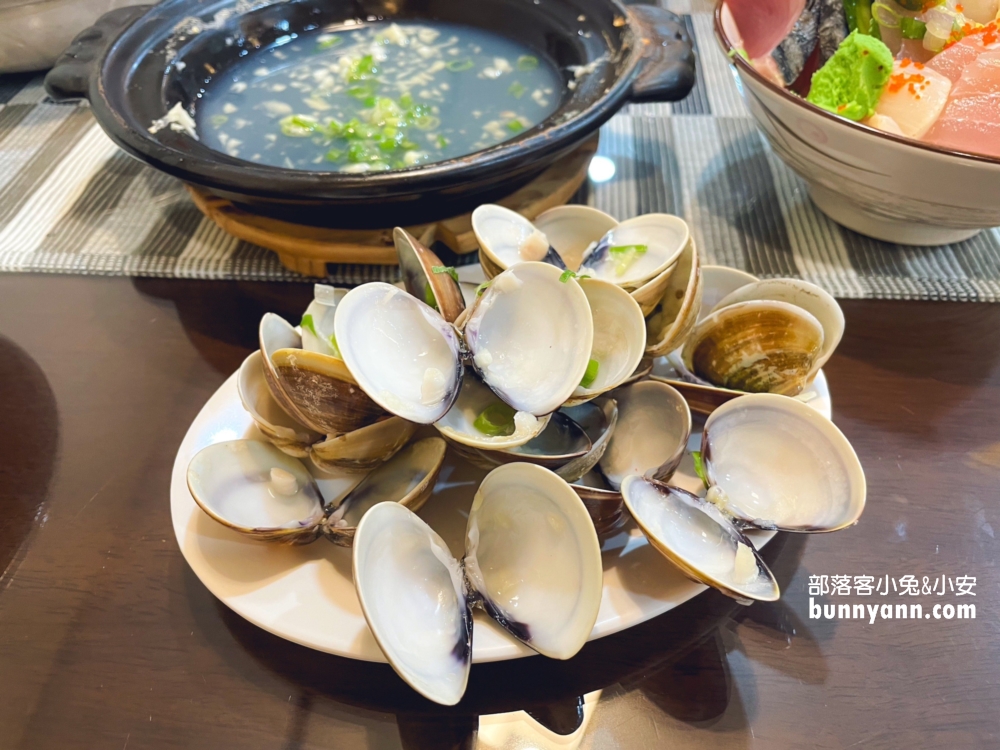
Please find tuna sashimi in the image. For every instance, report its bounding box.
[927,26,1000,82]
[925,48,1000,156]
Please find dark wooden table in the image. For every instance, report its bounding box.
[1,275,997,749]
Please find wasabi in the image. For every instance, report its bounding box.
[806,30,893,121]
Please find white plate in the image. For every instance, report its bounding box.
[171,366,830,663]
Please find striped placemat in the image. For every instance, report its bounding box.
[1,2,999,301]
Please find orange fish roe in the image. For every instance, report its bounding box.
[899,58,926,70]
[888,71,930,98]
[957,3,964,11]
[944,20,997,49]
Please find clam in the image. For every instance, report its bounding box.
[322,437,447,546]
[462,262,593,416]
[309,416,418,473]
[237,351,321,458]
[578,214,688,292]
[472,204,568,279]
[335,263,592,424]
[187,440,327,544]
[711,278,844,373]
[333,282,464,424]
[353,462,603,705]
[681,300,825,397]
[186,437,446,547]
[621,476,780,603]
[394,227,466,324]
[701,394,866,533]
[260,312,384,435]
[599,381,691,491]
[564,279,647,406]
[534,205,618,270]
[644,235,703,355]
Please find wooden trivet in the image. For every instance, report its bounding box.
[187,135,598,277]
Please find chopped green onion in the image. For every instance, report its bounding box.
[435,134,449,149]
[324,148,343,162]
[423,284,438,310]
[691,450,708,487]
[508,81,526,99]
[608,245,648,276]
[328,334,341,358]
[209,114,228,127]
[559,269,590,283]
[300,314,318,338]
[414,115,441,131]
[316,36,343,51]
[279,114,319,137]
[580,359,600,389]
[871,2,901,29]
[473,402,517,437]
[431,265,459,283]
[727,47,749,61]
[475,280,492,296]
[900,17,926,39]
[506,120,525,133]
[446,59,475,72]
[516,55,539,71]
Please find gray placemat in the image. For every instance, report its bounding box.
[1,4,999,301]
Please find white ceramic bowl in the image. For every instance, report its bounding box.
[714,2,1000,246]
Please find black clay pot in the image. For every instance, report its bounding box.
[46,0,695,228]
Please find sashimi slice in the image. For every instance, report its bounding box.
[925,48,1000,156]
[874,59,952,138]
[927,25,1000,82]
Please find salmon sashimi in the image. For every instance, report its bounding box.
[926,48,1000,156]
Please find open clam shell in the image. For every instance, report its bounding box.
[309,416,417,473]
[322,437,446,546]
[622,476,780,603]
[599,380,692,491]
[702,394,866,533]
[565,279,647,406]
[534,205,618,271]
[394,227,466,324]
[578,214,689,290]
[681,300,825,397]
[434,370,550,451]
[472,204,568,279]
[463,262,594,416]
[353,502,472,706]
[187,440,326,544]
[237,351,321,458]
[334,283,464,424]
[712,278,844,373]
[260,313,384,435]
[353,462,603,705]
[465,463,603,659]
[645,236,703,356]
